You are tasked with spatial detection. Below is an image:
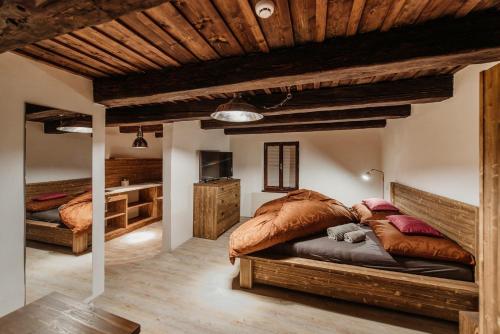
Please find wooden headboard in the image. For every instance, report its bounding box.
[25,178,91,201]
[391,182,478,257]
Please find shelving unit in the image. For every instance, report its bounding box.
[104,183,162,241]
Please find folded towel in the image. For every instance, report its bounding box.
[327,223,360,241]
[344,230,367,243]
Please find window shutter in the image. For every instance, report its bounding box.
[266,145,280,187]
[282,144,297,189]
[264,142,299,192]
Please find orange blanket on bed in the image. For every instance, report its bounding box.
[59,192,93,233]
[229,189,356,263]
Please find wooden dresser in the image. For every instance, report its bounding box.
[193,179,240,240]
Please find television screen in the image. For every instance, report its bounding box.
[199,151,233,181]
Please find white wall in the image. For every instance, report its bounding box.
[382,63,498,206]
[0,52,105,316]
[25,122,92,183]
[163,121,229,249]
[105,127,162,159]
[230,129,383,217]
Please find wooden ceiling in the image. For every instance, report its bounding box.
[14,0,498,82]
[7,0,500,135]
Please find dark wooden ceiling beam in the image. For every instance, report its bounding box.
[201,105,410,129]
[106,75,451,126]
[223,120,387,135]
[94,10,500,107]
[0,0,170,53]
[119,124,163,133]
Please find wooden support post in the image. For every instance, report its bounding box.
[239,258,253,289]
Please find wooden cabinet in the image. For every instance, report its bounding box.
[193,179,240,240]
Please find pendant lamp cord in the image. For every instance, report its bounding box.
[262,88,293,110]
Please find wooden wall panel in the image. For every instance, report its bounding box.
[25,178,91,200]
[105,158,162,188]
[391,182,479,258]
[479,63,500,334]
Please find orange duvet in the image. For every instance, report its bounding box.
[229,189,356,263]
[59,192,93,233]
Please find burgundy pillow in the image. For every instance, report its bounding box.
[362,198,399,211]
[32,192,67,201]
[387,215,443,237]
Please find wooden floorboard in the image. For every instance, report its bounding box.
[27,220,458,333]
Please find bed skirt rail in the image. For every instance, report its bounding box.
[238,255,478,321]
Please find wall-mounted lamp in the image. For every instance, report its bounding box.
[361,168,385,198]
[132,126,148,149]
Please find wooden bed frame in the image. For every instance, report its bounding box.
[238,182,479,321]
[25,178,92,254]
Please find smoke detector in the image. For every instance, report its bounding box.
[255,0,275,19]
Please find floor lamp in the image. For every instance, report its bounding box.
[361,169,385,199]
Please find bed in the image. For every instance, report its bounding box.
[25,178,92,254]
[236,182,479,321]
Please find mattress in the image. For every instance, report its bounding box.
[266,225,474,282]
[26,208,62,224]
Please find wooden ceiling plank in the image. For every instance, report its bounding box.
[13,49,91,78]
[96,20,179,68]
[455,0,482,17]
[201,105,411,129]
[20,44,106,77]
[326,0,354,38]
[249,0,295,48]
[212,0,269,53]
[73,27,157,71]
[290,0,317,44]
[36,39,126,75]
[346,0,367,36]
[145,3,219,61]
[0,0,171,53]
[55,34,142,73]
[315,0,328,42]
[381,0,407,31]
[172,0,244,57]
[359,0,393,33]
[416,0,456,23]
[119,11,198,64]
[393,0,430,26]
[223,120,387,135]
[94,11,499,107]
[105,75,452,125]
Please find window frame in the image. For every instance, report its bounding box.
[263,141,299,193]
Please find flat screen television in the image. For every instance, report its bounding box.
[199,151,233,181]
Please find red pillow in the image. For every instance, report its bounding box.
[387,215,443,237]
[362,198,399,211]
[32,192,67,201]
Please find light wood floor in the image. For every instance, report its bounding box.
[26,221,458,333]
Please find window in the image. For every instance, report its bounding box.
[264,142,299,192]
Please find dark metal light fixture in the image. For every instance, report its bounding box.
[132,126,148,148]
[211,94,264,122]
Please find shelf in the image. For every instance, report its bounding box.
[127,201,153,210]
[156,196,163,200]
[128,215,152,226]
[105,225,124,234]
[105,211,126,220]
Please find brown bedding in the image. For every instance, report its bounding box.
[266,225,474,281]
[229,189,356,263]
[26,196,72,212]
[369,220,475,265]
[351,203,397,223]
[59,192,93,232]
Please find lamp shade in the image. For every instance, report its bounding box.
[211,94,263,122]
[132,126,148,148]
[56,119,92,134]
